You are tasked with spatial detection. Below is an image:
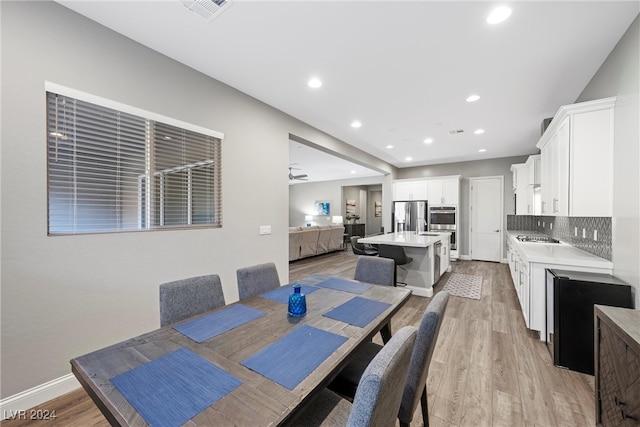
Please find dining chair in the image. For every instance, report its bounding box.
[353,255,395,287]
[159,274,226,327]
[378,244,413,286]
[350,236,379,256]
[330,291,450,427]
[288,326,417,427]
[236,262,280,300]
[354,255,395,343]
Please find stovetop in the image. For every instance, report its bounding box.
[516,235,560,243]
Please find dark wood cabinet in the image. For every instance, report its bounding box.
[595,305,640,426]
[344,223,365,241]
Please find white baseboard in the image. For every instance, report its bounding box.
[405,285,433,298]
[459,255,472,260]
[1,374,80,419]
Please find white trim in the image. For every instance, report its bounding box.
[44,81,224,140]
[0,374,80,419]
[459,254,472,260]
[405,284,433,298]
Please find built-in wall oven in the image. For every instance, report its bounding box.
[429,206,456,250]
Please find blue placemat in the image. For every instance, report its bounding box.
[323,296,392,327]
[259,284,320,304]
[241,325,347,390]
[314,277,372,294]
[174,304,265,343]
[111,347,242,427]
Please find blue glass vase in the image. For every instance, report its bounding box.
[288,283,307,317]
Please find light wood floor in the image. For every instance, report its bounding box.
[3,251,596,426]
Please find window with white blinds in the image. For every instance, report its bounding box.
[47,91,222,235]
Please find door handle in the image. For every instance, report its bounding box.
[494,230,500,232]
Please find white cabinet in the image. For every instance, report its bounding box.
[511,157,540,215]
[507,234,613,335]
[392,180,428,200]
[525,155,541,215]
[393,181,413,200]
[511,163,528,215]
[511,163,527,192]
[537,97,615,217]
[427,177,460,205]
[440,235,451,274]
[518,260,530,326]
[507,239,527,326]
[570,108,614,216]
[412,180,429,200]
[526,154,541,186]
[393,176,460,205]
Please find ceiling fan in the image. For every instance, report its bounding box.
[289,166,308,181]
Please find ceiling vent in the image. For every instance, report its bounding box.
[180,0,232,22]
[448,129,464,135]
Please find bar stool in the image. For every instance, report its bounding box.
[378,245,413,286]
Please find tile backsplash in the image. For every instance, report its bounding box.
[507,215,612,261]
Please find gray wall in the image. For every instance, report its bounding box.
[289,176,390,232]
[398,155,529,257]
[576,14,639,308]
[0,1,394,399]
[366,187,383,234]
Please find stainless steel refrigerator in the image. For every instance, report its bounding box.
[391,200,428,233]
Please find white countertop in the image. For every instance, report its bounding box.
[507,231,612,268]
[359,232,448,248]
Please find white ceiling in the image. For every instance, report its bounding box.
[56,0,638,182]
[289,139,383,184]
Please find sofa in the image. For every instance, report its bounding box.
[289,225,345,261]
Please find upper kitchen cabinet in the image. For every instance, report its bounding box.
[511,163,528,214]
[537,97,616,217]
[540,117,570,216]
[511,163,527,192]
[511,156,541,215]
[525,155,541,215]
[393,179,428,200]
[393,176,460,205]
[427,176,460,206]
[526,154,541,186]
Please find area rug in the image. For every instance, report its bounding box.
[441,273,483,300]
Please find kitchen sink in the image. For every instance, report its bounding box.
[516,235,560,243]
[419,233,441,237]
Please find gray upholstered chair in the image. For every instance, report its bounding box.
[330,291,450,427]
[159,274,226,327]
[354,256,395,286]
[289,326,417,427]
[350,236,378,256]
[236,262,281,300]
[354,255,395,343]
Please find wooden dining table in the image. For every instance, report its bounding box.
[70,275,412,426]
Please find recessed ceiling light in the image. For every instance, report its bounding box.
[405,156,413,162]
[487,6,512,24]
[386,145,394,149]
[351,170,357,174]
[466,94,480,103]
[474,129,485,135]
[351,121,362,128]
[423,138,434,144]
[478,148,487,153]
[307,78,322,88]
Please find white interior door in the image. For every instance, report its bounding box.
[470,176,503,262]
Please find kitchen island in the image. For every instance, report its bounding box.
[358,231,450,297]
